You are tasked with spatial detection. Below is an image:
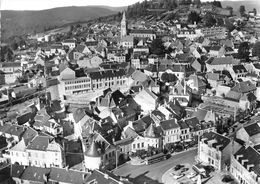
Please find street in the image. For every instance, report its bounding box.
[113,149,197,184]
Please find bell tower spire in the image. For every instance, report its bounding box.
[121,12,127,38]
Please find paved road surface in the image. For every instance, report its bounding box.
[113,149,197,183]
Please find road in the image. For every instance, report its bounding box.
[113,149,197,183]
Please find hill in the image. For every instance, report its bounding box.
[1,6,119,40]
[221,0,260,14]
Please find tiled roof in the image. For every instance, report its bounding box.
[0,62,21,68]
[85,140,101,157]
[26,135,53,151]
[73,108,86,123]
[231,81,256,94]
[129,29,155,34]
[234,146,260,176]
[232,65,247,74]
[86,169,133,184]
[50,168,89,184]
[202,131,230,151]
[160,118,179,131]
[144,123,158,138]
[207,57,238,65]
[5,125,26,137]
[20,166,50,183]
[88,69,126,80]
[244,122,260,137]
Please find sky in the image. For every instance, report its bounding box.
[0,0,145,10]
[0,0,247,10]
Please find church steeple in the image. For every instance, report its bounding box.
[121,12,127,38]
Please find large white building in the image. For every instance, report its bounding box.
[58,67,92,97]
[198,131,231,171]
[10,135,65,168]
[231,146,260,184]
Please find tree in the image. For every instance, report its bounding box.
[149,38,165,56]
[188,11,201,24]
[239,5,246,16]
[252,42,260,59]
[212,1,222,8]
[237,42,250,62]
[203,13,216,27]
[253,8,257,16]
[226,6,233,16]
[11,42,19,51]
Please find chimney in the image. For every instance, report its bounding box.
[128,121,133,129]
[241,159,249,166]
[236,154,243,160]
[216,144,222,150]
[104,173,109,179]
[247,164,254,171]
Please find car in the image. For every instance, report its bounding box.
[187,172,197,179]
[180,167,189,173]
[191,175,200,182]
[174,164,185,171]
[222,175,234,182]
[173,173,185,179]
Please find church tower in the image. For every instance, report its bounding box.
[121,12,127,38]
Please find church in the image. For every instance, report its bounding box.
[120,12,156,48]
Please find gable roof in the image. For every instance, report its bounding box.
[160,118,179,131]
[207,57,238,65]
[231,81,256,94]
[202,131,230,151]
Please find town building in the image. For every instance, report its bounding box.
[198,131,231,170]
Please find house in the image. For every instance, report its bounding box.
[184,116,216,140]
[160,118,180,147]
[236,122,260,146]
[244,62,260,76]
[205,72,230,88]
[129,29,156,40]
[231,81,257,95]
[0,62,22,73]
[230,146,260,184]
[26,135,65,168]
[200,27,226,37]
[11,165,50,184]
[187,74,207,95]
[208,46,225,57]
[0,123,26,143]
[43,119,63,136]
[206,57,240,72]
[58,67,92,97]
[120,36,134,48]
[88,69,127,91]
[134,88,157,113]
[62,39,76,49]
[228,65,248,81]
[198,131,231,170]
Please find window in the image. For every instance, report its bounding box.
[137,143,140,148]
[141,143,144,148]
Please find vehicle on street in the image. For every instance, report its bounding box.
[192,164,207,178]
[180,167,189,173]
[173,173,185,179]
[187,172,197,179]
[174,164,185,171]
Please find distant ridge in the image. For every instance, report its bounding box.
[1,6,121,40]
[221,0,260,14]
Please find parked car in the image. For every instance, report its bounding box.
[222,175,234,182]
[174,164,185,171]
[187,172,197,179]
[180,167,189,173]
[173,173,185,179]
[192,164,207,178]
